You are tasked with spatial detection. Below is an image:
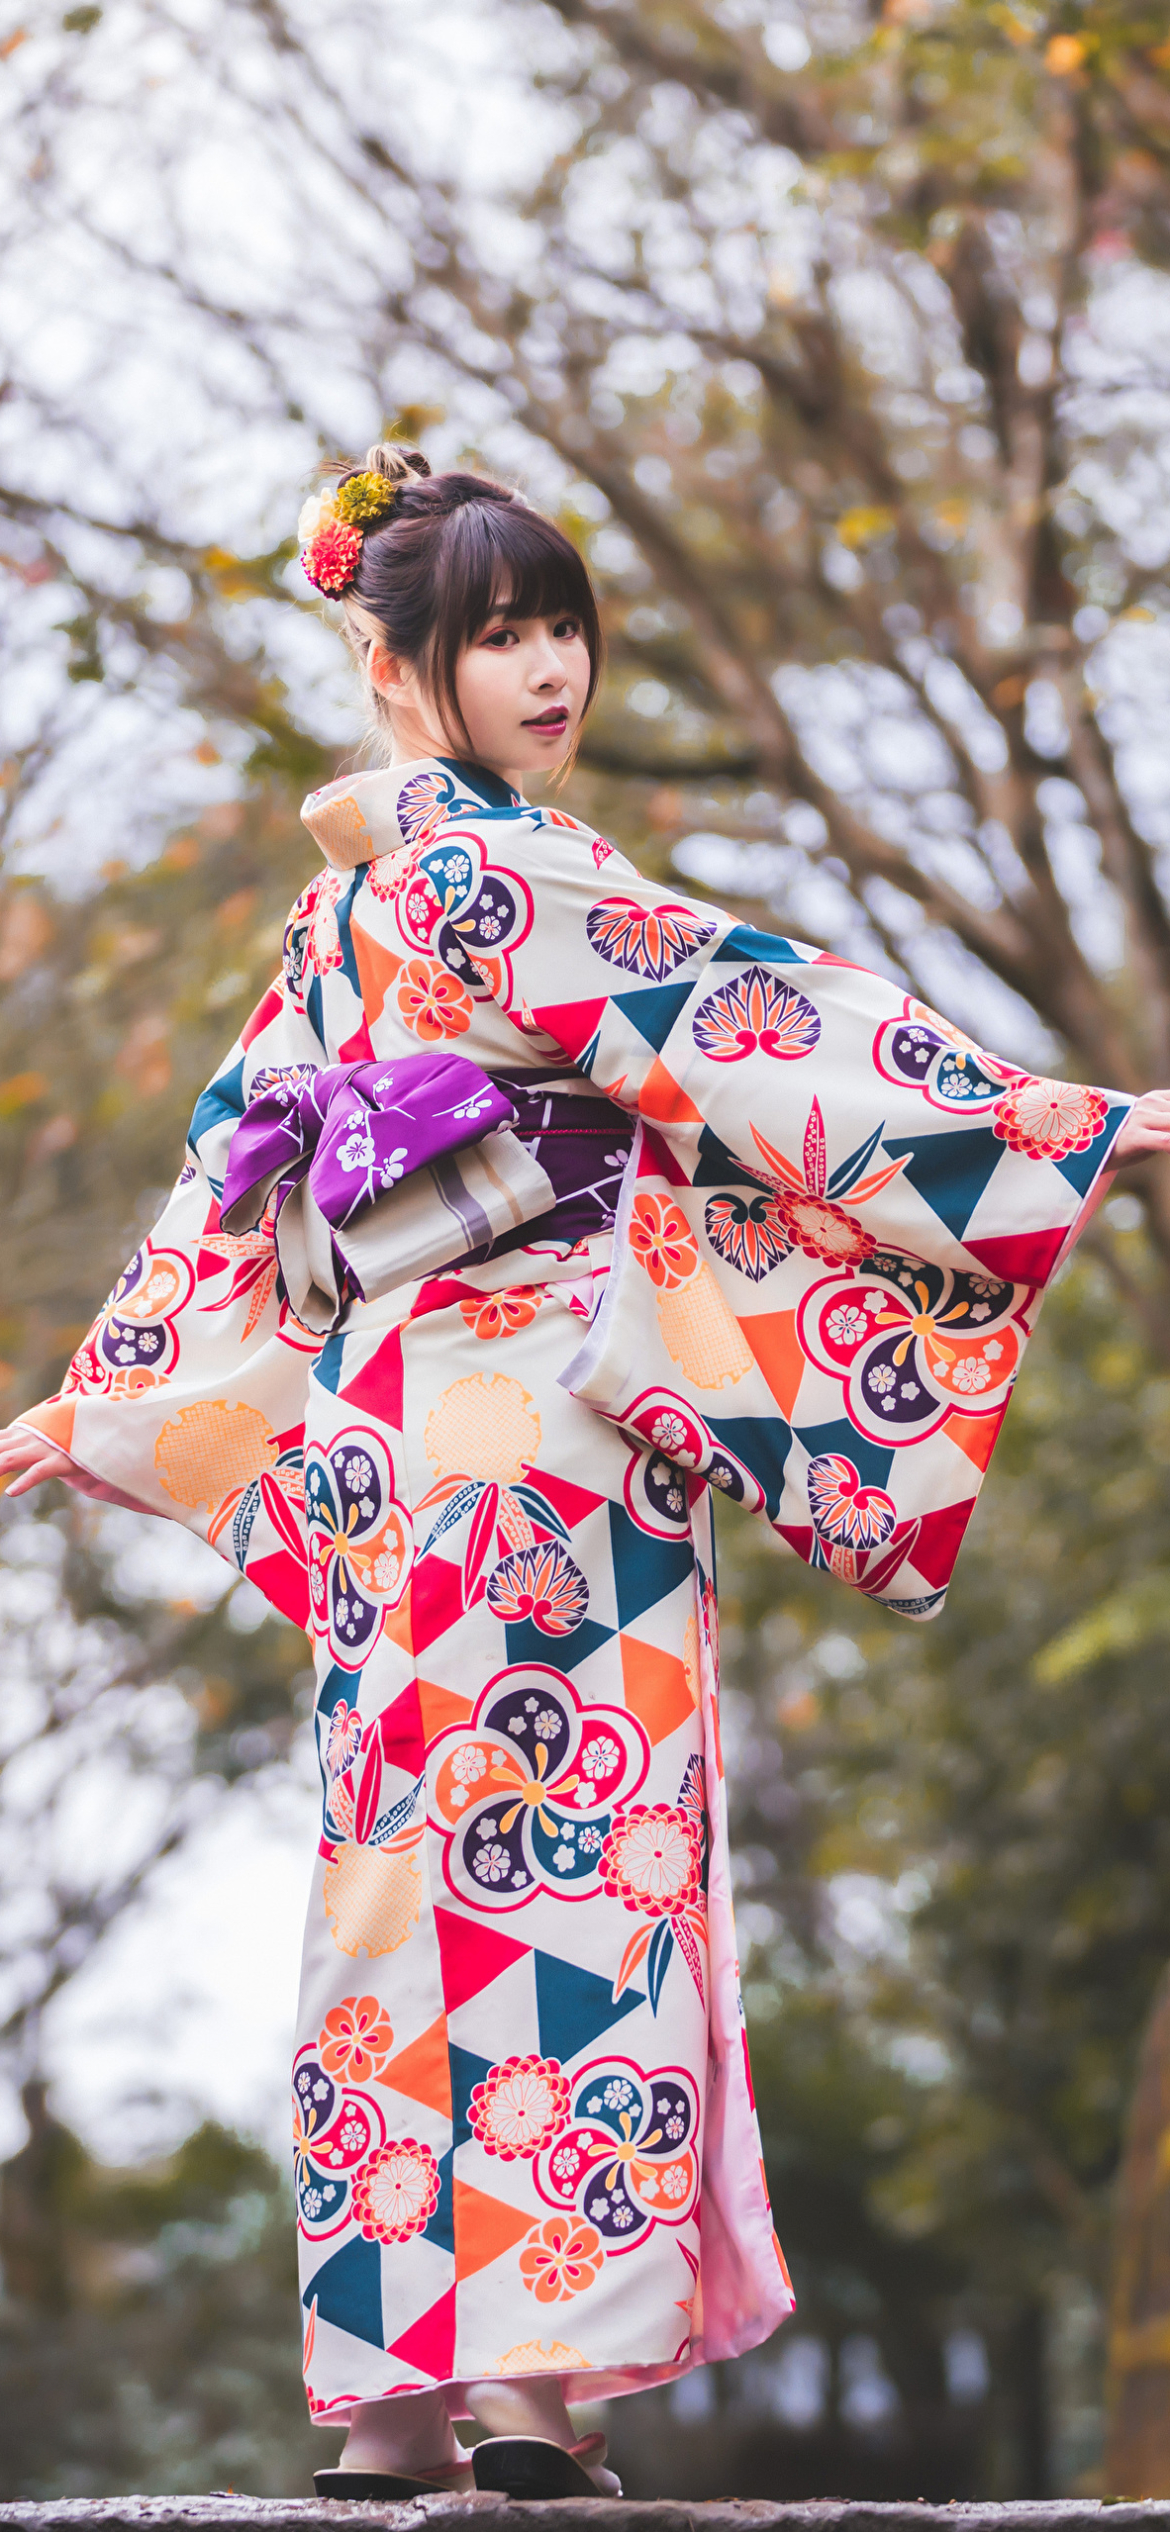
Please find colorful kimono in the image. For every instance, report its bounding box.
[21,754,1128,2421]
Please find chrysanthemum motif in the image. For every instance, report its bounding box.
[993,1077,1110,1160]
[776,1188,875,1268]
[585,896,715,981]
[693,967,820,1064]
[351,2138,440,2245]
[486,1542,590,1636]
[333,470,399,527]
[600,1805,702,1919]
[468,2055,571,2160]
[302,519,364,595]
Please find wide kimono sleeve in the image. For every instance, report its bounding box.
[18,961,327,1627]
[421,802,1131,1619]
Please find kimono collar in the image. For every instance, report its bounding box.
[301,755,524,871]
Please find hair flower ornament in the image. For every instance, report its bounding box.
[298,469,400,596]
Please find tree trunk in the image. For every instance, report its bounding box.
[1105,1967,1170,2494]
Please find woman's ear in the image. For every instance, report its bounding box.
[368,642,410,700]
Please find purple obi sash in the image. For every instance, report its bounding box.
[221,1055,558,1331]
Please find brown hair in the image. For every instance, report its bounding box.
[331,443,603,765]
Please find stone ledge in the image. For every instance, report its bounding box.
[3,2504,1170,2532]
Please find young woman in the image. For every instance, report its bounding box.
[3,445,1169,2500]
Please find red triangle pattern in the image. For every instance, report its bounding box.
[386,2283,456,2378]
[411,1553,467,1655]
[434,1906,529,2014]
[340,1325,405,1427]
[531,997,607,1061]
[912,1497,976,1588]
[963,1227,1064,1286]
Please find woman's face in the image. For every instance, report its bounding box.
[453,601,593,778]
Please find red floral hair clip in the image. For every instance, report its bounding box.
[298,470,399,596]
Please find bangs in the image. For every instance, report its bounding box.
[430,494,604,761]
[468,508,597,639]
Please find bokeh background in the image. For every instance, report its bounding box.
[3,0,1170,2499]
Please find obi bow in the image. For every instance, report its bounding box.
[221,1053,555,1332]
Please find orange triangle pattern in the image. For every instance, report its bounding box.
[350,918,403,1025]
[417,1678,474,1742]
[739,1309,805,1420]
[638,1058,702,1127]
[453,2177,533,2281]
[943,1407,1005,1473]
[620,1633,695,1746]
[377,2013,452,2120]
[381,1582,414,1655]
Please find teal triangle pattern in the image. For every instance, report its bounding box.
[423,2145,455,2255]
[883,1127,1003,1245]
[612,981,694,1053]
[448,2043,493,2150]
[303,2233,382,2348]
[608,1503,695,1628]
[535,1949,642,2064]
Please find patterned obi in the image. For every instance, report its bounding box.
[478,1073,634,1259]
[221,1054,633,1333]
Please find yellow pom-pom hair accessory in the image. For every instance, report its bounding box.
[298,469,401,597]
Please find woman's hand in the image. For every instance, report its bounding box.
[0,1425,144,1509]
[1112,1090,1170,1167]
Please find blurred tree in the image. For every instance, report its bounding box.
[3,0,1170,2494]
[0,2097,332,2497]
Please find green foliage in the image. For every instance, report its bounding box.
[0,2102,334,2498]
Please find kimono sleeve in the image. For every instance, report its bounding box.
[425,803,1131,1618]
[18,968,326,1628]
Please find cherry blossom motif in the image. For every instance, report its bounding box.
[585,896,716,981]
[534,2058,700,2255]
[430,1667,649,1911]
[459,1287,544,1341]
[292,2042,387,2242]
[798,1251,1029,1448]
[807,1453,897,1552]
[396,956,473,1042]
[469,2056,571,2160]
[305,1425,412,1671]
[319,1995,395,2086]
[351,2138,440,2244]
[600,1806,702,1919]
[629,1194,700,1290]
[692,967,820,1064]
[486,1541,590,1635]
[704,1190,792,1282]
[64,1242,195,1399]
[873,998,1013,1114]
[519,2215,604,2302]
[993,1077,1110,1160]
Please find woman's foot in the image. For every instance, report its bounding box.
[463,2376,621,2496]
[471,2431,621,2498]
[331,2388,472,2492]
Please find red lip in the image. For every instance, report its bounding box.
[524,708,569,730]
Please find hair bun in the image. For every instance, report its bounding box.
[363,442,432,485]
